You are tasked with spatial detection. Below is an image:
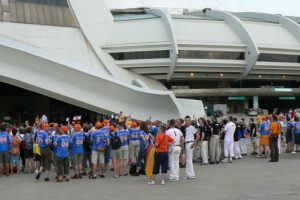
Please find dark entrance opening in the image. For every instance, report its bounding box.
[0,82,99,125]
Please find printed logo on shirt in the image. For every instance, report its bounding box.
[76,139,83,145]
[0,136,7,143]
[61,140,69,147]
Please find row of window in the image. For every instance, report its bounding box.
[258,53,300,63]
[110,50,300,63]
[16,0,68,6]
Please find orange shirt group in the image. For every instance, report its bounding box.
[155,132,174,153]
[269,121,280,135]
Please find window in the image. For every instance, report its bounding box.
[258,53,300,63]
[16,0,68,6]
[110,51,170,60]
[178,50,244,60]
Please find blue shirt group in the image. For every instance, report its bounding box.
[259,121,270,135]
[51,135,58,154]
[0,131,12,152]
[293,122,300,134]
[55,135,71,158]
[117,129,129,146]
[129,128,139,141]
[71,131,84,155]
[139,130,150,149]
[37,130,49,148]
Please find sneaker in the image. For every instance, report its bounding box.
[184,176,196,180]
[44,177,50,182]
[79,174,82,179]
[221,159,228,163]
[36,171,41,180]
[292,151,296,154]
[81,171,87,176]
[148,180,155,185]
[160,180,165,185]
[228,158,233,163]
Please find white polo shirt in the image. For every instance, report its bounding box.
[185,125,197,142]
[166,127,183,146]
[224,121,236,142]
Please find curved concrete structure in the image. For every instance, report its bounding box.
[146,8,178,81]
[0,34,181,121]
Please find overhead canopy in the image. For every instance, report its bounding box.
[106,0,300,17]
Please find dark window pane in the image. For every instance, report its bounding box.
[16,0,68,6]
[258,53,300,63]
[178,50,244,60]
[110,51,170,60]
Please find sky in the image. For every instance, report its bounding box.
[105,0,300,17]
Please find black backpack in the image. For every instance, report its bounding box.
[110,132,121,150]
[83,133,92,151]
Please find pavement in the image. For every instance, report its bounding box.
[1,149,300,200]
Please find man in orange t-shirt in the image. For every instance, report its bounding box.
[148,125,174,185]
[269,115,280,162]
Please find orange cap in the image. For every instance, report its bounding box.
[95,121,102,129]
[41,123,49,129]
[103,119,109,126]
[74,124,81,131]
[61,126,68,133]
[131,122,137,128]
[109,125,115,132]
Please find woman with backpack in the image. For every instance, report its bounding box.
[23,127,34,174]
[110,125,122,178]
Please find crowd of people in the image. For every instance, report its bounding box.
[0,110,300,185]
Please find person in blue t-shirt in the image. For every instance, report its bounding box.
[136,121,153,175]
[100,120,111,178]
[117,123,130,176]
[55,126,70,182]
[128,122,140,165]
[293,117,300,151]
[90,122,103,179]
[0,124,12,176]
[70,124,84,179]
[36,123,51,181]
[51,127,60,176]
[259,117,270,157]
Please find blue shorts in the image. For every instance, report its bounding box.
[153,152,169,175]
[10,155,20,166]
[105,146,111,164]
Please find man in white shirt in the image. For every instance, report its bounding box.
[222,116,236,163]
[166,119,184,181]
[185,116,200,179]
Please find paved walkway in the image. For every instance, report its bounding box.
[1,152,299,200]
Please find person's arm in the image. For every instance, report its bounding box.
[190,130,200,149]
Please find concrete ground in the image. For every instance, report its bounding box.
[1,150,300,200]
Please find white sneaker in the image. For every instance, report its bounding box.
[148,180,155,185]
[160,180,165,185]
[221,159,228,163]
[184,176,196,180]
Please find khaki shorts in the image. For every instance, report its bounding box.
[120,146,129,160]
[72,154,83,164]
[40,147,51,171]
[91,151,105,164]
[129,140,140,161]
[111,148,122,159]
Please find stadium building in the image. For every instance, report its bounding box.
[0,0,300,122]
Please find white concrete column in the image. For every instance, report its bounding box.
[253,96,259,109]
